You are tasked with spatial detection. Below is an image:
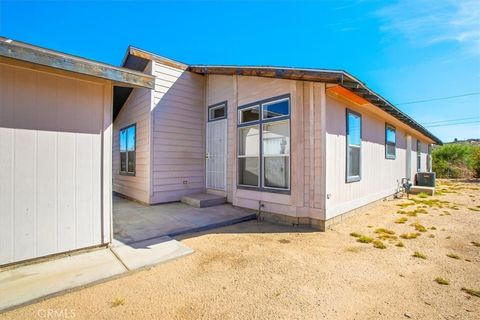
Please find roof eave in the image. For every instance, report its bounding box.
[0,37,154,89]
[190,65,442,145]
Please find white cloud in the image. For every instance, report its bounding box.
[376,0,480,54]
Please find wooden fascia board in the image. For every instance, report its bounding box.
[0,38,154,89]
[128,47,188,70]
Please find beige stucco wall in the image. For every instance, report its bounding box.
[0,59,112,265]
[112,72,152,204]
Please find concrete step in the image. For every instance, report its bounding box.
[409,186,435,196]
[181,193,227,208]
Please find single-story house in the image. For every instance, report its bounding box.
[0,37,441,267]
[113,47,441,228]
[0,38,154,266]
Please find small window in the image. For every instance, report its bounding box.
[417,140,421,172]
[262,98,289,120]
[238,105,260,124]
[208,102,227,121]
[385,124,396,159]
[346,110,361,182]
[120,124,136,175]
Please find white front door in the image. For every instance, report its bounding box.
[206,102,227,191]
[206,115,227,191]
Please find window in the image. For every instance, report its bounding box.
[208,102,227,121]
[239,105,260,123]
[120,124,136,175]
[427,144,432,172]
[263,121,290,189]
[263,98,289,119]
[417,140,421,172]
[237,95,290,192]
[346,110,361,182]
[238,125,260,186]
[385,124,396,159]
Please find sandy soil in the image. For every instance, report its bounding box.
[2,180,479,320]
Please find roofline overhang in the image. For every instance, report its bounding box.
[0,37,154,89]
[187,65,442,145]
[123,46,189,70]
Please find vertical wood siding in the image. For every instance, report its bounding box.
[112,65,152,204]
[0,63,108,265]
[150,61,205,203]
[206,75,235,201]
[205,76,327,219]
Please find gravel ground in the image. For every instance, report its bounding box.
[1,180,479,320]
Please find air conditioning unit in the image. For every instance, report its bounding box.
[416,172,436,187]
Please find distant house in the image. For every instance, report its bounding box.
[113,47,441,228]
[0,38,441,267]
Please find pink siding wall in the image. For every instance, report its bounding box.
[112,62,152,204]
[205,76,326,220]
[325,95,430,219]
[205,75,235,201]
[150,61,205,203]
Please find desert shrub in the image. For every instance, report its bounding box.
[432,144,480,178]
[470,147,480,178]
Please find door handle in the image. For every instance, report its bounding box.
[206,152,210,159]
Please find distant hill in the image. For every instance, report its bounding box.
[444,138,480,145]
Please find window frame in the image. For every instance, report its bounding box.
[385,123,396,160]
[237,124,261,188]
[346,109,362,183]
[119,123,136,176]
[417,139,422,172]
[261,97,290,121]
[427,144,432,172]
[237,94,291,194]
[208,101,227,122]
[238,105,261,125]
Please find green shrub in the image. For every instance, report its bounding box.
[471,147,480,178]
[432,144,480,178]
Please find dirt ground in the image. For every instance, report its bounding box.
[2,180,479,320]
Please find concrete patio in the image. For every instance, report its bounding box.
[113,195,257,244]
[0,196,256,312]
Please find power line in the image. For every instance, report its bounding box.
[396,92,480,105]
[422,116,480,125]
[425,120,480,128]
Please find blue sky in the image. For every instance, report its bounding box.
[1,0,479,142]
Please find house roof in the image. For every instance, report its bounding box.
[121,47,442,145]
[0,37,155,89]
